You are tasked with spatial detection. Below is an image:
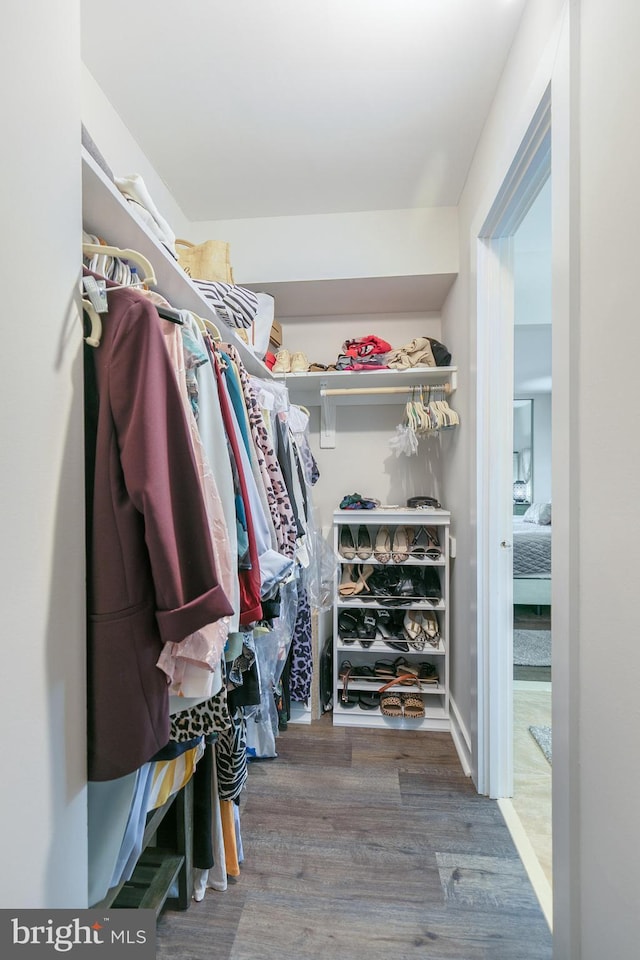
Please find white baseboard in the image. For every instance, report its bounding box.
[288,702,312,724]
[449,694,473,777]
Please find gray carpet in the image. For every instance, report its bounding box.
[513,629,551,666]
[529,725,552,764]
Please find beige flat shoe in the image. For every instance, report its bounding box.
[273,348,291,373]
[290,351,309,372]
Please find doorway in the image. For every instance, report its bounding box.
[475,87,552,924]
[511,177,552,897]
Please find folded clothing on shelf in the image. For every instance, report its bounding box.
[339,493,380,510]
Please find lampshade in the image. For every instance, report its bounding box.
[513,480,528,503]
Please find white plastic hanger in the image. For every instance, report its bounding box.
[81,298,102,348]
[82,243,157,287]
[202,317,222,342]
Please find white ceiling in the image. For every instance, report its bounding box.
[81,0,528,223]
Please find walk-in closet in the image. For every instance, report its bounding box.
[4,3,640,959]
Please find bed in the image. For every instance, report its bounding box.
[512,512,551,606]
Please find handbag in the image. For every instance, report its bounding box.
[407,496,441,509]
[175,238,234,283]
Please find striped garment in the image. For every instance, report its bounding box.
[193,279,258,330]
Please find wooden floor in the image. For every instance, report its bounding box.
[513,683,552,887]
[156,716,551,960]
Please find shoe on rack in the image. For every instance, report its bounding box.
[391,526,410,563]
[409,526,430,559]
[356,525,373,560]
[340,526,357,560]
[374,526,392,563]
[422,567,442,603]
[421,610,440,644]
[403,610,423,642]
[338,609,361,642]
[353,564,375,597]
[272,348,291,373]
[402,692,425,718]
[338,564,359,596]
[290,351,309,372]
[358,611,377,640]
[424,526,442,561]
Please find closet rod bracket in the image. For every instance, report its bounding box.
[320,382,336,448]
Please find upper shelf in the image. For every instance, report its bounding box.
[81,148,272,380]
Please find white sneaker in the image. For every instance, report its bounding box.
[273,348,291,373]
[290,351,309,373]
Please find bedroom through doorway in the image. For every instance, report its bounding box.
[511,174,552,894]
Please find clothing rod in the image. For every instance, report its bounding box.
[320,383,451,398]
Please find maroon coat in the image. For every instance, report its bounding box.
[84,282,233,781]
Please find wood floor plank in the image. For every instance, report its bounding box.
[156,717,551,960]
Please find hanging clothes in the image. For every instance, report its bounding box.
[83,275,233,781]
[212,351,263,625]
[154,309,235,687]
[224,343,298,559]
[287,583,313,703]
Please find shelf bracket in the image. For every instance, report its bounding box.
[320,382,336,448]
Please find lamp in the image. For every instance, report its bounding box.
[513,480,528,503]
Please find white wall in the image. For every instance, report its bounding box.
[514,323,552,503]
[439,0,566,772]
[530,393,551,503]
[280,312,448,534]
[281,311,442,367]
[0,1,87,906]
[574,0,640,953]
[81,64,191,240]
[187,206,458,285]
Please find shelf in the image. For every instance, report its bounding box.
[334,507,451,524]
[338,555,445,567]
[273,366,457,401]
[339,680,445,696]
[337,598,445,611]
[272,367,457,448]
[336,640,445,655]
[331,509,450,734]
[81,148,272,381]
[110,850,184,915]
[331,702,449,730]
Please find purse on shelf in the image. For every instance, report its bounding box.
[407,496,441,509]
[176,238,234,284]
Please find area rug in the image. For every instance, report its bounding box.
[529,724,552,764]
[513,629,551,666]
